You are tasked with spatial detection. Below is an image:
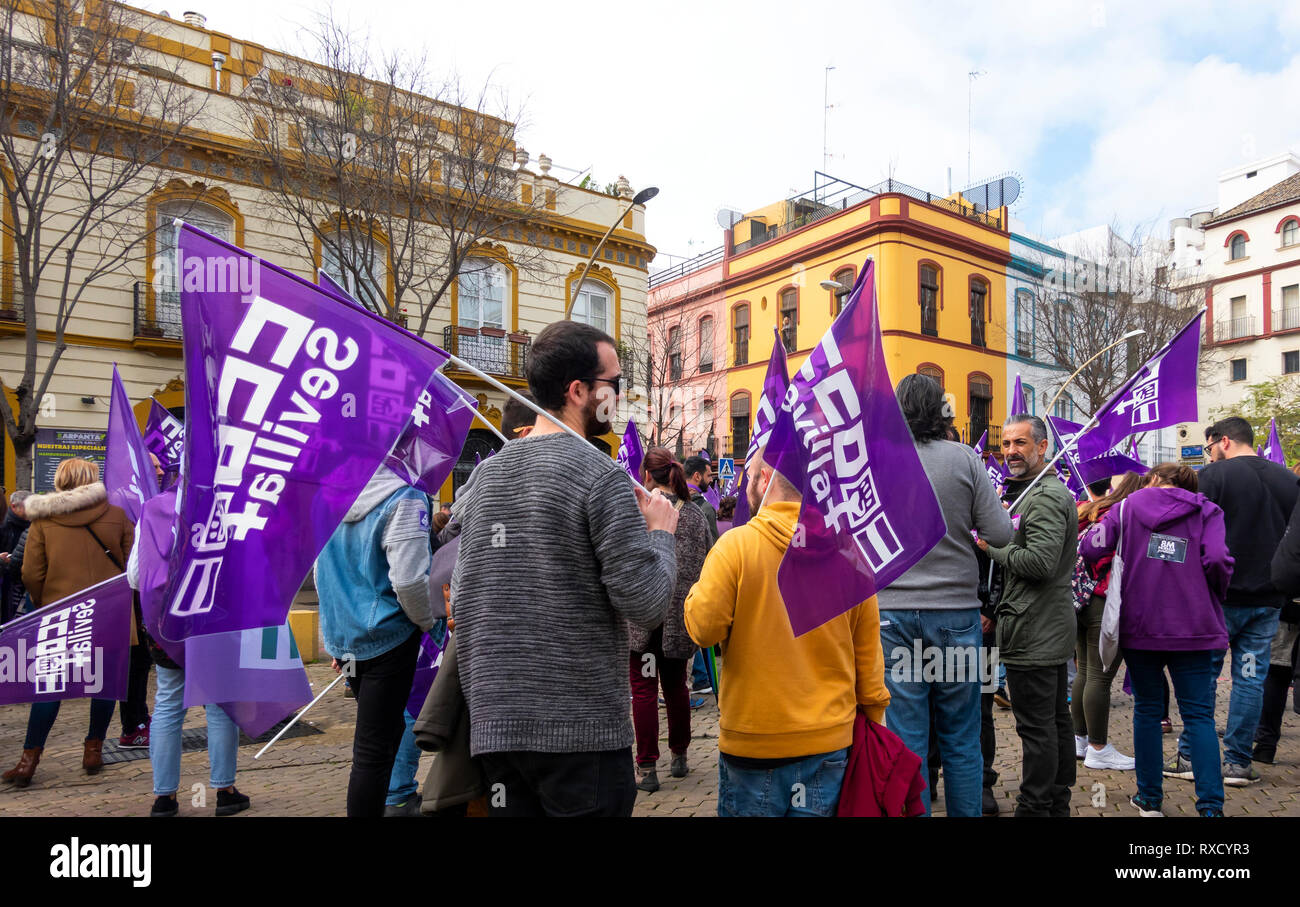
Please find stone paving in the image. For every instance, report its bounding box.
[1,662,1296,817]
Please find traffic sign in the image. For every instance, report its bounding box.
[717,457,735,481]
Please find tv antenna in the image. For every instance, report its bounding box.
[967,70,985,186]
[824,65,836,171]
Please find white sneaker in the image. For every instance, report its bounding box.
[1075,735,1088,759]
[1084,742,1136,771]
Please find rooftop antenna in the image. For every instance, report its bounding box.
[967,70,985,187]
[823,64,836,171]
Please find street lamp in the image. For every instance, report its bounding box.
[565,186,659,320]
[819,278,851,298]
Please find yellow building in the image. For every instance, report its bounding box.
[719,175,1011,458]
[0,3,654,496]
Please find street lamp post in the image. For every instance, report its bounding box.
[564,186,659,320]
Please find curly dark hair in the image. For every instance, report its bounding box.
[895,373,951,443]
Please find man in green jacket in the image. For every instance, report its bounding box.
[977,414,1077,817]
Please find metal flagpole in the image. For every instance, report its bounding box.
[254,671,348,759]
[471,407,508,444]
[444,352,588,445]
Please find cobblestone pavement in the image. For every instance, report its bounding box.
[1,663,1295,817]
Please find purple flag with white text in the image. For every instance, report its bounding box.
[183,624,312,738]
[143,399,185,474]
[764,261,946,635]
[407,629,447,719]
[161,224,444,641]
[617,420,644,485]
[984,453,1007,497]
[733,330,790,528]
[1076,312,1203,460]
[972,429,987,454]
[105,365,159,524]
[0,575,133,705]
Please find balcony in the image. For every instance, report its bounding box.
[441,325,530,379]
[133,282,182,350]
[1214,315,1256,343]
[966,422,1001,452]
[1274,307,1300,333]
[733,338,749,367]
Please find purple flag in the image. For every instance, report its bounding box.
[1129,438,1142,466]
[105,365,159,524]
[1074,453,1148,485]
[1076,313,1203,461]
[704,484,722,510]
[317,271,477,496]
[143,399,185,472]
[1264,418,1285,465]
[1257,445,1265,457]
[972,429,987,453]
[984,453,1007,497]
[0,575,133,705]
[617,420,645,484]
[763,260,946,636]
[1011,374,1028,417]
[733,330,790,528]
[407,629,447,719]
[161,224,444,641]
[183,624,312,738]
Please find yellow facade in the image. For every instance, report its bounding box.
[722,192,1010,458]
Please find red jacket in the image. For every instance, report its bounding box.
[836,709,926,817]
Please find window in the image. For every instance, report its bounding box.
[1054,299,1072,363]
[1014,290,1033,356]
[730,392,751,458]
[1284,351,1299,375]
[1284,220,1299,248]
[322,234,388,312]
[700,400,716,454]
[969,279,988,347]
[667,325,682,381]
[733,304,750,366]
[1230,358,1247,382]
[1022,383,1036,415]
[698,316,714,373]
[1230,233,1247,261]
[917,364,944,389]
[919,265,939,337]
[1282,285,1300,331]
[571,279,611,333]
[968,374,993,446]
[155,202,235,338]
[780,288,798,352]
[1229,295,1249,339]
[457,261,509,372]
[1053,396,1074,420]
[832,267,854,316]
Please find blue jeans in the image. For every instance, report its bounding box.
[691,650,710,689]
[718,748,849,817]
[1126,648,1222,813]
[149,665,238,795]
[1178,605,1280,767]
[385,711,420,806]
[879,608,983,816]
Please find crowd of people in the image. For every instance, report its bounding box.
[2,319,1298,819]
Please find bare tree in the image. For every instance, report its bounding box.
[631,315,727,459]
[236,12,554,333]
[1010,224,1200,416]
[0,0,205,485]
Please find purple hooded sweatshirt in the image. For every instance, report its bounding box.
[1079,486,1233,651]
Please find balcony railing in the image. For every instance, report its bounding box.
[134,282,181,340]
[1215,315,1256,341]
[1274,307,1300,332]
[966,422,1001,452]
[442,325,530,379]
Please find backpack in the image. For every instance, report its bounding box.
[1071,535,1099,613]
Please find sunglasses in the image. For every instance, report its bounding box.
[581,375,622,396]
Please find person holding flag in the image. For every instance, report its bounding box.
[976,415,1079,817]
[3,459,135,787]
[684,455,720,544]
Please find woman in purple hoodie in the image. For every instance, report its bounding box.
[1080,463,1233,817]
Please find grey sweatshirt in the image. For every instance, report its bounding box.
[876,439,1014,611]
[451,431,676,756]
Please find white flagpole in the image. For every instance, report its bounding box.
[254,671,348,759]
[471,407,508,444]
[445,352,589,445]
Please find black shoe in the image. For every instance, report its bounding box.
[150,795,178,817]
[928,769,939,793]
[215,787,250,816]
[636,765,660,793]
[982,787,999,816]
[1252,743,1276,765]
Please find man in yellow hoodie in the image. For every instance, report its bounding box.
[684,448,890,816]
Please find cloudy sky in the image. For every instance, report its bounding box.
[164,0,1300,267]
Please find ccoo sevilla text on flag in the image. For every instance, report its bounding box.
[763,260,946,636]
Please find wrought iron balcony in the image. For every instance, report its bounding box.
[442,325,530,379]
[134,282,181,340]
[1274,307,1300,332]
[1214,315,1256,342]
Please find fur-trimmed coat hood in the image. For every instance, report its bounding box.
[23,482,109,523]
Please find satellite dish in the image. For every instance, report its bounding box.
[716,207,743,230]
[960,173,1023,212]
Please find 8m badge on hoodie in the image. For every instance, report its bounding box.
[1147,533,1188,563]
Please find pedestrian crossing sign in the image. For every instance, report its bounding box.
[718,458,735,481]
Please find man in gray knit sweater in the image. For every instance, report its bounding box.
[451,320,680,816]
